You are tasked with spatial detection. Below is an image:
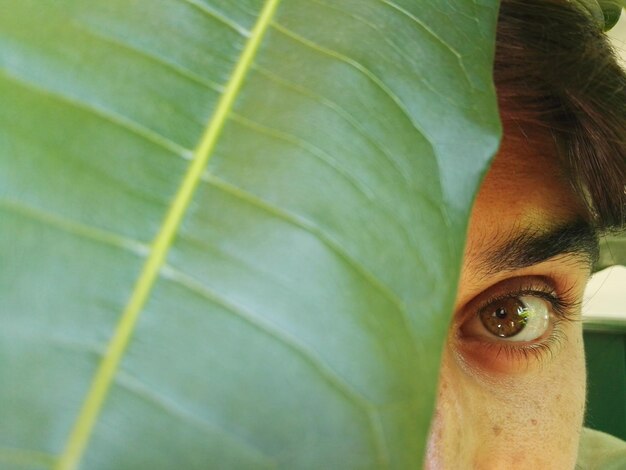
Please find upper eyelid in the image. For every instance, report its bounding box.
[457,275,580,325]
[457,276,552,315]
[477,289,560,317]
[478,287,556,308]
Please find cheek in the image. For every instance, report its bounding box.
[426,325,586,469]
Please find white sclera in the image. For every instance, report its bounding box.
[502,296,550,342]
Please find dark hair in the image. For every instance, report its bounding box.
[495,0,626,230]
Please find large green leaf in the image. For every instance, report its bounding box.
[0,1,500,468]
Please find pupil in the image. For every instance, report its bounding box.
[495,307,507,319]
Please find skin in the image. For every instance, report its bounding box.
[425,125,594,469]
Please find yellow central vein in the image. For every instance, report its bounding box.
[54,1,281,468]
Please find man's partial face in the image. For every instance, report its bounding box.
[426,126,597,468]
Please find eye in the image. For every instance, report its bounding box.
[475,295,550,342]
[456,276,580,369]
[462,292,554,344]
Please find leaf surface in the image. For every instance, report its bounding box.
[0,1,500,468]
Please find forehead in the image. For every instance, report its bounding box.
[460,126,589,291]
[468,127,582,248]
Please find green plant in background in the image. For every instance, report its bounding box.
[579,0,625,29]
[0,1,624,469]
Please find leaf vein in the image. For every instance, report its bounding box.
[251,65,443,212]
[160,265,371,407]
[225,113,431,265]
[114,371,276,468]
[201,174,422,407]
[228,112,377,199]
[252,65,410,178]
[180,0,252,37]
[308,0,458,105]
[76,26,225,93]
[54,1,282,468]
[270,22,437,154]
[0,198,149,256]
[377,0,473,86]
[201,173,412,340]
[0,67,192,159]
[160,264,389,466]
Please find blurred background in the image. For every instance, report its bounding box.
[582,15,626,320]
[581,14,626,442]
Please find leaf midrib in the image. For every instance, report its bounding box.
[54,1,282,468]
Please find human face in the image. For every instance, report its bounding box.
[425,126,597,469]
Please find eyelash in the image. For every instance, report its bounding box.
[464,279,580,365]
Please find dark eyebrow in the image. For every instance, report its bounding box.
[478,219,599,276]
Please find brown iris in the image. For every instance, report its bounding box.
[479,297,529,338]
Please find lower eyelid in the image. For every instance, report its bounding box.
[456,305,568,372]
[491,324,566,365]
[454,331,565,374]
